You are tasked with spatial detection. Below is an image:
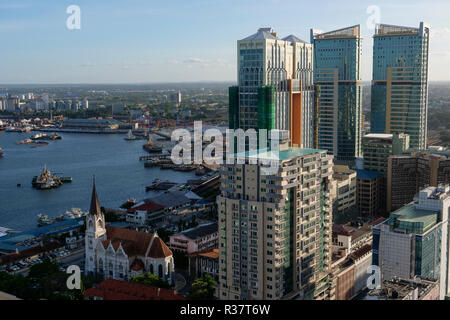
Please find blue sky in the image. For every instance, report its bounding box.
[0,0,449,83]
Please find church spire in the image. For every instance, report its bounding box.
[89,176,101,215]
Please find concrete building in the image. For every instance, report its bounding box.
[362,133,409,176]
[229,27,316,148]
[5,96,20,112]
[188,248,219,282]
[387,150,450,212]
[330,243,372,300]
[332,165,357,217]
[370,22,430,150]
[355,169,383,218]
[169,222,218,254]
[311,25,363,163]
[170,91,182,105]
[373,185,450,299]
[364,277,439,300]
[217,137,334,300]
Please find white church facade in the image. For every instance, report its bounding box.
[84,182,175,284]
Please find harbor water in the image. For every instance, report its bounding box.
[0,131,196,231]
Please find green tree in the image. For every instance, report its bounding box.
[188,274,217,300]
[28,258,60,279]
[130,272,171,289]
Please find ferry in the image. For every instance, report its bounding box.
[31,132,62,141]
[37,213,66,227]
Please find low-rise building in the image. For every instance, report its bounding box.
[126,201,165,226]
[364,277,439,300]
[188,248,219,282]
[84,279,186,300]
[169,222,218,254]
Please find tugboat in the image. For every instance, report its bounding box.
[143,134,162,153]
[32,165,63,190]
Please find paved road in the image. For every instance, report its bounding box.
[12,247,85,277]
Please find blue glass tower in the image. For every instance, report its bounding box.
[311,25,363,163]
[370,22,430,150]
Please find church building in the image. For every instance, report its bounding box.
[85,181,175,284]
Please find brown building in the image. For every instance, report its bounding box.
[355,169,384,218]
[387,151,450,212]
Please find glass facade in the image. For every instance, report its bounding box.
[370,23,429,149]
[312,26,362,161]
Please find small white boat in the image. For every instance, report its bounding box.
[124,129,137,141]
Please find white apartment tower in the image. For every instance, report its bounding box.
[217,135,334,300]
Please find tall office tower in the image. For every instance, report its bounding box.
[311,25,363,163]
[387,150,450,212]
[217,134,334,300]
[229,27,316,148]
[370,22,430,150]
[372,185,450,299]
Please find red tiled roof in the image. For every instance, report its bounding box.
[101,226,172,258]
[148,237,173,258]
[84,279,186,300]
[190,248,219,259]
[128,202,165,213]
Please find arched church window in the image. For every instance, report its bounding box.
[150,264,154,274]
[158,264,163,278]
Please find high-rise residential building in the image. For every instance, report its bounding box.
[5,96,20,112]
[370,22,430,150]
[311,25,363,163]
[82,99,89,110]
[362,133,409,176]
[387,150,450,212]
[372,185,450,300]
[217,134,334,300]
[229,27,316,148]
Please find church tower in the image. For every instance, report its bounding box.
[85,178,107,274]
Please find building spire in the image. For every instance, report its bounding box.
[89,175,101,215]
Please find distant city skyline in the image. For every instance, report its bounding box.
[0,0,449,84]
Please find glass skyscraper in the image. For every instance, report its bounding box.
[311,25,363,163]
[370,22,430,150]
